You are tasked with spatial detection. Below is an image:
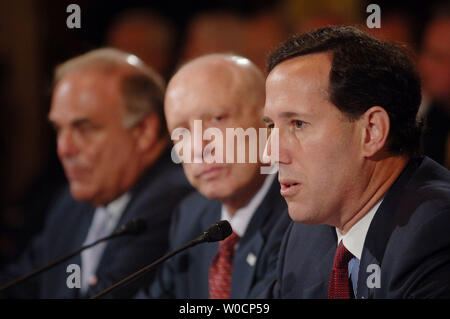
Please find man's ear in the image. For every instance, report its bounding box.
[360,106,390,157]
[133,114,161,152]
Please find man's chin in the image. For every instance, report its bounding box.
[287,203,319,225]
[69,184,95,203]
[197,185,233,201]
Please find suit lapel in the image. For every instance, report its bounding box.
[231,231,264,298]
[357,197,392,299]
[47,197,94,299]
[95,166,160,271]
[298,225,337,298]
[314,227,338,298]
[53,198,94,259]
[357,158,421,299]
[230,179,281,298]
[95,201,134,272]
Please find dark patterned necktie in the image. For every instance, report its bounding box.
[209,232,240,299]
[328,241,354,299]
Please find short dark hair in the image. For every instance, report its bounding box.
[268,26,422,157]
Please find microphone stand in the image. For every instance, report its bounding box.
[91,220,231,299]
[0,234,121,293]
[91,236,204,299]
[0,218,146,293]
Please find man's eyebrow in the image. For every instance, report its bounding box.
[48,117,92,128]
[262,112,313,123]
[279,111,305,119]
[278,111,315,120]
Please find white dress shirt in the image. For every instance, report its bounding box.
[80,192,131,294]
[335,197,384,295]
[336,197,384,259]
[221,174,275,238]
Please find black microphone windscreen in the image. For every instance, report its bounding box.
[114,218,147,236]
[203,220,232,242]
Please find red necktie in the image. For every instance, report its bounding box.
[209,232,240,299]
[328,241,354,299]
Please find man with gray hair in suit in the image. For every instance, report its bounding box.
[0,48,192,298]
[145,53,291,298]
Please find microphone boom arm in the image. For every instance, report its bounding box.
[0,217,146,294]
[91,237,202,299]
[91,220,232,299]
[0,234,115,293]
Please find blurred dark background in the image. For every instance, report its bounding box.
[0,0,448,265]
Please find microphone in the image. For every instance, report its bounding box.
[0,217,147,293]
[191,220,233,244]
[112,217,147,236]
[91,220,232,299]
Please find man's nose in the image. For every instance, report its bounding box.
[190,120,209,163]
[57,129,79,158]
[265,127,290,165]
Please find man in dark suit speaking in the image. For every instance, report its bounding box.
[145,54,291,298]
[0,49,192,298]
[263,26,450,298]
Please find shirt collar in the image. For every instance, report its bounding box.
[221,174,275,237]
[336,197,384,260]
[103,192,131,222]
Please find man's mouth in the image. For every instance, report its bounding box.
[195,165,225,180]
[64,165,88,180]
[279,179,301,196]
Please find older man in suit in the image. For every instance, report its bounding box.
[146,54,291,298]
[263,26,450,298]
[0,49,192,298]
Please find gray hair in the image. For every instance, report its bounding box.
[54,48,166,130]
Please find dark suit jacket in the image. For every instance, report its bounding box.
[270,156,450,298]
[0,148,193,298]
[148,177,291,298]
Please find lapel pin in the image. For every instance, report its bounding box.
[246,252,257,267]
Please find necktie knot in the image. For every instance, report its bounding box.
[333,241,354,269]
[218,232,240,253]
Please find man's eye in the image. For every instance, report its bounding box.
[76,122,99,133]
[292,120,306,129]
[78,125,93,133]
[212,115,225,123]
